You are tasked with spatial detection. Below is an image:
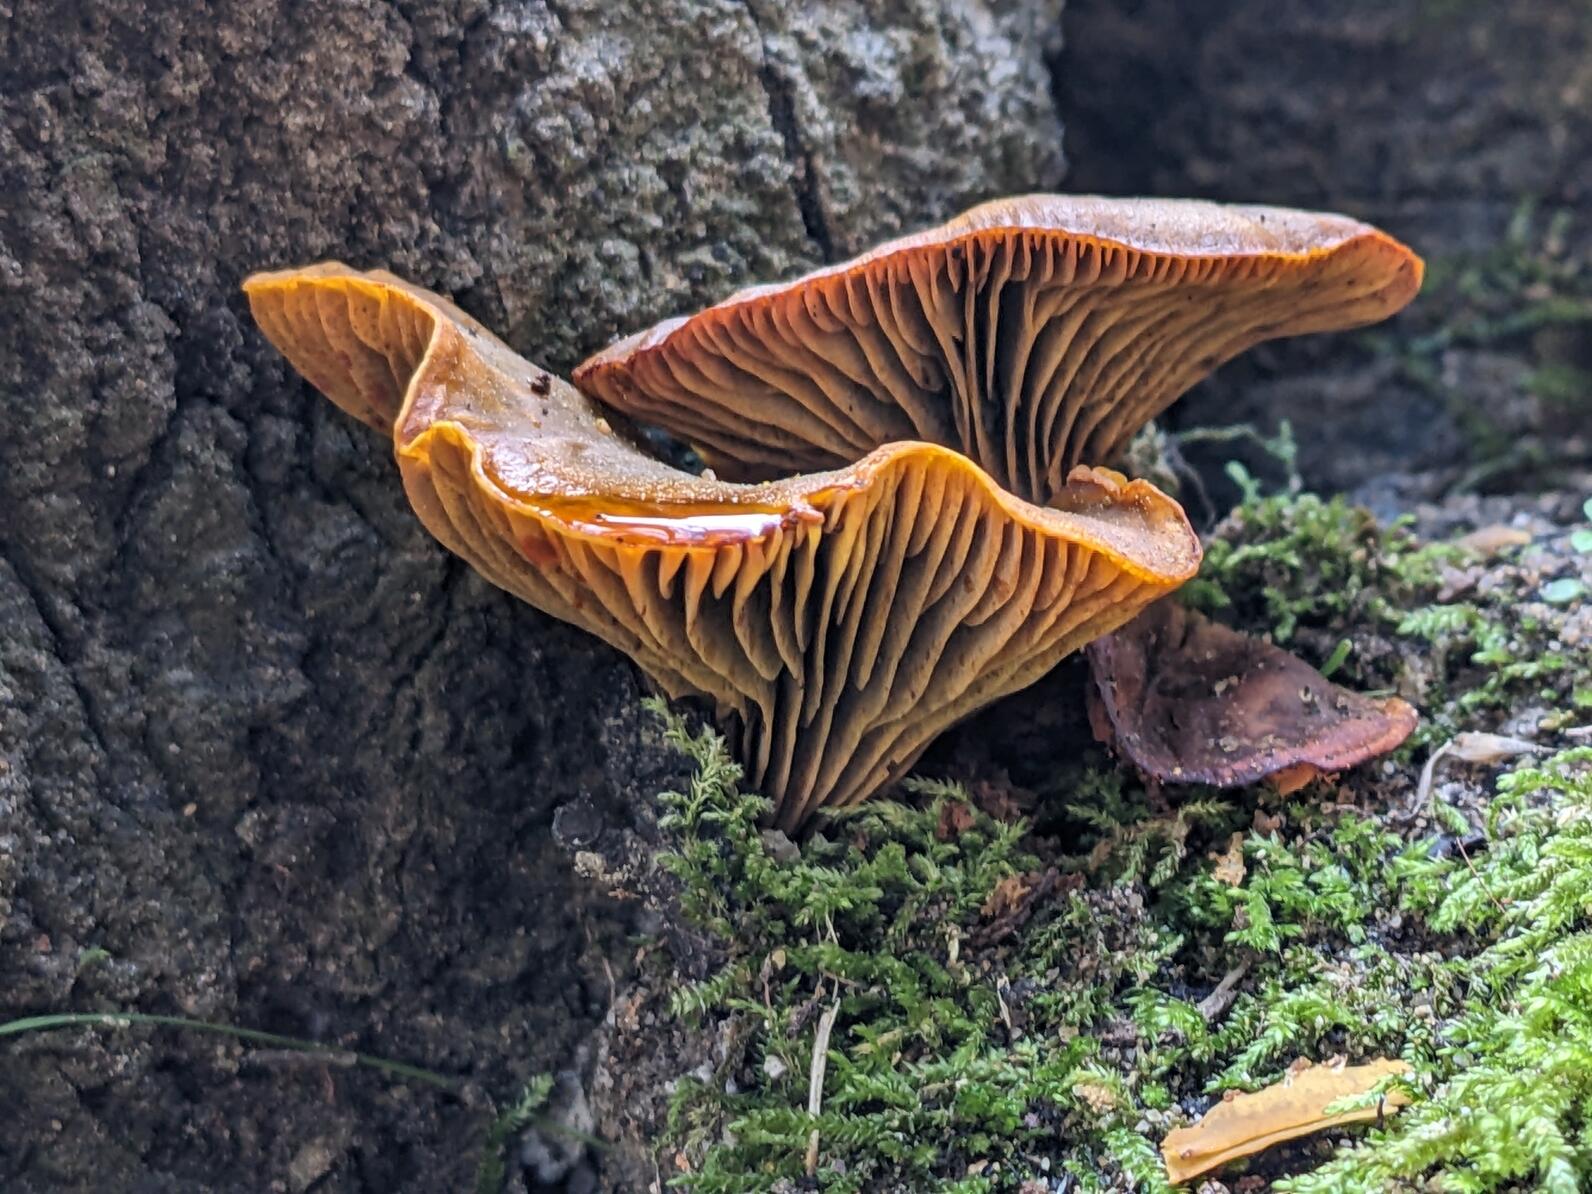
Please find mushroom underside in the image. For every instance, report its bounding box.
[575,196,1422,506]
[247,265,1201,829]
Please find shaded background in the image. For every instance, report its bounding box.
[1061,0,1590,509]
[0,0,1586,1190]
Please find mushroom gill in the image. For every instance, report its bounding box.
[574,195,1423,505]
[245,264,1202,830]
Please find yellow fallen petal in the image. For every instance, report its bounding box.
[1160,1057,1412,1185]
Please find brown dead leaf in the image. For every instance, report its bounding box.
[972,778,1032,823]
[1086,681,1117,746]
[1210,832,1246,887]
[1252,809,1283,836]
[1269,762,1322,795]
[1087,601,1418,789]
[1454,524,1532,555]
[982,873,1035,919]
[1161,1057,1413,1184]
[936,800,976,841]
[970,867,1077,947]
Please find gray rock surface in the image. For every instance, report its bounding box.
[0,1,1065,1189]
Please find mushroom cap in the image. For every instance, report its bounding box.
[246,263,1202,829]
[1085,600,1418,789]
[574,195,1423,504]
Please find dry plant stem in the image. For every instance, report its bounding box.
[1413,731,1547,813]
[1197,960,1252,1024]
[1456,838,1509,917]
[805,998,842,1177]
[0,1012,455,1091]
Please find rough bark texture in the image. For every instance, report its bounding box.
[1062,0,1592,511]
[0,2,1064,1190]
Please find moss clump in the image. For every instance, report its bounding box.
[1278,750,1592,1192]
[1184,492,1583,736]
[656,704,1073,1191]
[1178,492,1453,645]
[653,702,1592,1191]
[1395,201,1592,481]
[642,490,1592,1192]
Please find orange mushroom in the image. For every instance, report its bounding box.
[575,195,1422,505]
[1085,600,1418,791]
[246,264,1202,830]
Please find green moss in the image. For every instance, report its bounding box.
[652,701,1592,1190]
[1184,491,1580,733]
[654,704,1073,1191]
[1408,205,1591,356]
[1398,201,1592,476]
[646,492,1591,1191]
[1528,362,1592,411]
[1278,750,1592,1193]
[1178,493,1454,645]
[475,1075,555,1194]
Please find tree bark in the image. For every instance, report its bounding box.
[0,2,1064,1189]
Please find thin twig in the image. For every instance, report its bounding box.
[804,997,842,1177]
[1197,960,1252,1024]
[1413,740,1456,814]
[0,1011,456,1090]
[1455,838,1508,917]
[1412,732,1547,816]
